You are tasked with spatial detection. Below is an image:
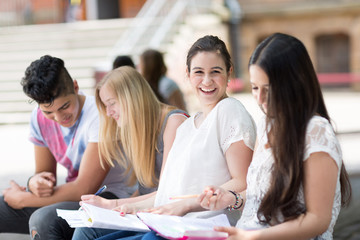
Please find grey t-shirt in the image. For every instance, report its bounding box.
[102,160,136,198]
[138,109,188,195]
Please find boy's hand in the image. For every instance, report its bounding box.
[28,172,56,197]
[3,180,29,209]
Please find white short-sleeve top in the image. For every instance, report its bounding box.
[237,115,342,239]
[154,97,256,225]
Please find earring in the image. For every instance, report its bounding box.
[227,79,230,83]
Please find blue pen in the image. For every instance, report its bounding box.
[94,185,107,196]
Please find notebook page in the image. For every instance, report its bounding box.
[137,212,230,239]
[81,203,150,232]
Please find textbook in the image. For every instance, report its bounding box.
[57,203,230,239]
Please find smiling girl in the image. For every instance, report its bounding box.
[94,35,257,240]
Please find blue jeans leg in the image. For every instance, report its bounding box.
[72,227,119,240]
[142,231,166,240]
[0,196,38,233]
[96,230,144,240]
[29,201,79,240]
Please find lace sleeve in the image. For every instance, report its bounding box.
[218,98,257,153]
[304,116,342,168]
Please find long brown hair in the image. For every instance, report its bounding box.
[140,49,167,103]
[249,33,351,224]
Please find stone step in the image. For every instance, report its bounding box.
[0,77,95,92]
[0,19,133,44]
[0,112,31,125]
[0,66,96,80]
[0,12,184,125]
[0,58,109,87]
[0,48,111,65]
[0,101,35,113]
[0,36,122,52]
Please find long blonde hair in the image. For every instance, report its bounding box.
[96,66,163,188]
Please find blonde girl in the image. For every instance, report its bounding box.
[72,66,188,239]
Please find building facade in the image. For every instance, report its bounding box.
[0,0,145,26]
[236,0,360,89]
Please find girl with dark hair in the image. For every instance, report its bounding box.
[199,32,352,239]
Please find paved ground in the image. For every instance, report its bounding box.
[0,90,359,239]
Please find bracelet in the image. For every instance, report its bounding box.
[26,176,33,193]
[227,190,243,211]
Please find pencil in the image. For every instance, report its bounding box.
[169,193,217,200]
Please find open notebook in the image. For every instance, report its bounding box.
[56,203,149,232]
[137,212,229,240]
[57,203,230,239]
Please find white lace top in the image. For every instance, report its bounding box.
[155,97,256,225]
[237,115,342,239]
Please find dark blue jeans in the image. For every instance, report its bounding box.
[0,196,37,234]
[92,230,165,240]
[72,227,119,240]
[1,191,118,239]
[95,230,145,240]
[141,231,166,240]
[29,201,79,239]
[0,196,79,239]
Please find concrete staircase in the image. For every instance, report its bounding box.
[0,18,133,125]
[0,0,224,125]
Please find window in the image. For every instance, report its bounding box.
[316,34,349,73]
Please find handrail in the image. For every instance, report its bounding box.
[103,0,214,70]
[107,0,168,60]
[148,0,188,49]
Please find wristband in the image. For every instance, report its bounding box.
[227,190,243,211]
[26,176,33,193]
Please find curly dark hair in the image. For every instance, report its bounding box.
[21,55,74,104]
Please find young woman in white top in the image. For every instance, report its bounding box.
[95,35,257,240]
[198,32,352,240]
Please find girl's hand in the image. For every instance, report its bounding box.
[142,200,194,216]
[112,202,141,216]
[198,186,234,211]
[80,195,114,209]
[214,226,259,240]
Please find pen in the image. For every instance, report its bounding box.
[94,185,107,196]
[169,193,217,200]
